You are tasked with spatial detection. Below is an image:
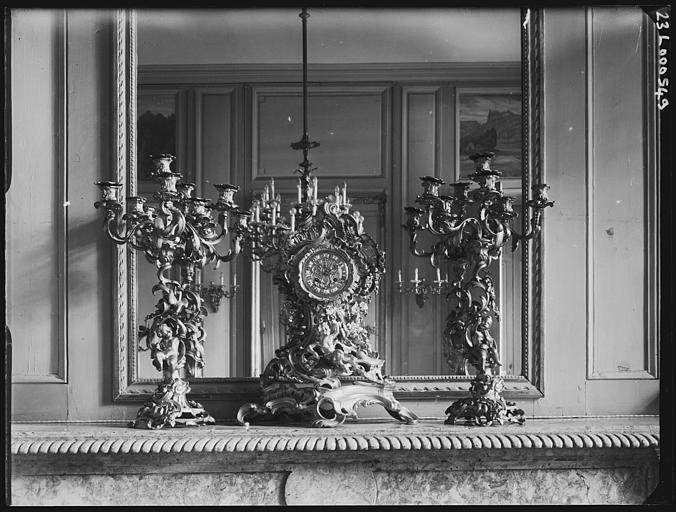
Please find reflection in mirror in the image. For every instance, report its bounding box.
[134,8,524,383]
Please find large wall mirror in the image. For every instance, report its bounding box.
[111,8,544,402]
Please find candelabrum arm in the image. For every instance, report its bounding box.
[510,184,554,251]
[213,230,242,264]
[156,201,187,239]
[407,229,434,258]
[99,206,130,244]
[510,204,552,250]
[98,205,156,248]
[512,209,542,244]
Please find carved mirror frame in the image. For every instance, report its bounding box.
[111,8,545,404]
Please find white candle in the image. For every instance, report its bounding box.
[290,209,296,231]
[335,186,341,205]
[233,273,237,287]
[398,269,402,282]
[270,178,275,200]
[414,267,419,282]
[343,182,347,204]
[436,268,441,282]
[255,204,260,222]
[271,207,277,224]
[313,177,318,202]
[297,180,302,203]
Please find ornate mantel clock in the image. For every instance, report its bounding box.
[236,9,418,428]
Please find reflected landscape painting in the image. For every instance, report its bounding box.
[458,92,522,178]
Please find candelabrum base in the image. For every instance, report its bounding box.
[129,379,216,430]
[444,396,526,426]
[237,378,418,428]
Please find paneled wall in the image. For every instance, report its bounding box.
[7,7,659,421]
[535,7,659,417]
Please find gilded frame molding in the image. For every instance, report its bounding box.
[111,8,546,402]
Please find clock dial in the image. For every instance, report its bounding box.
[299,248,355,300]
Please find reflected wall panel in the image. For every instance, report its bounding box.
[400,89,444,375]
[198,90,235,377]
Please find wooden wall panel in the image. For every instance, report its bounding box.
[587,7,657,380]
[8,10,67,384]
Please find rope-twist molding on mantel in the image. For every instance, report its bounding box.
[11,431,659,455]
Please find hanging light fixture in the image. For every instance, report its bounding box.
[236,8,418,428]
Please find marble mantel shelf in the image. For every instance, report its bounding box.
[11,417,661,505]
[11,416,659,456]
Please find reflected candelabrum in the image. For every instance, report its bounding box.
[401,151,554,426]
[95,154,245,429]
[201,272,239,312]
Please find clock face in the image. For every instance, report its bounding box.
[299,248,356,300]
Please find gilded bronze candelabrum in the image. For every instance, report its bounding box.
[95,154,245,429]
[401,151,553,426]
[236,8,417,428]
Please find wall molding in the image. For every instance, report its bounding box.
[139,62,521,85]
[10,418,659,455]
[113,9,132,400]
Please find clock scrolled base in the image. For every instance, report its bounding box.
[237,378,418,428]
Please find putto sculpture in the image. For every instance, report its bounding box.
[400,151,553,425]
[95,154,245,429]
[236,8,418,427]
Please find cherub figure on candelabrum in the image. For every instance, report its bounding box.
[149,322,185,382]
